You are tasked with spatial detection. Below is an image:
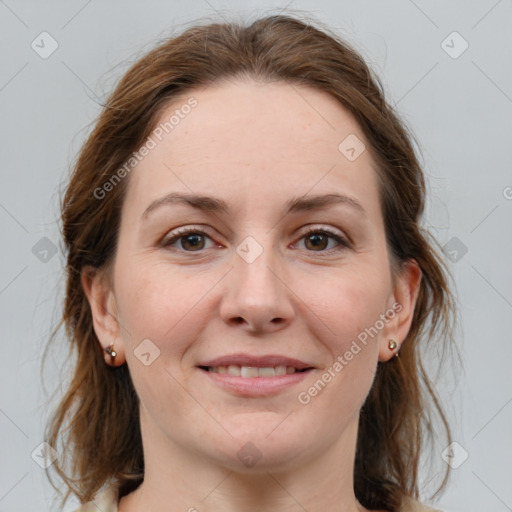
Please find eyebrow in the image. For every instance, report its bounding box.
[141,192,367,219]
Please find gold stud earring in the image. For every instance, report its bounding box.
[388,339,399,357]
[105,344,117,359]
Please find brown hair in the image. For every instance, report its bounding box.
[45,12,459,511]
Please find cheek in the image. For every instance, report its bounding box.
[114,260,208,347]
[295,278,384,426]
[114,261,209,423]
[295,265,388,404]
[299,263,390,348]
[113,260,223,415]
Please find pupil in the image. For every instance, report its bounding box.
[179,233,329,251]
[307,234,327,250]
[183,234,204,250]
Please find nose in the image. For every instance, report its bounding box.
[219,242,295,334]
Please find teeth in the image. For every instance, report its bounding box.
[227,365,240,376]
[241,366,259,378]
[257,367,275,377]
[208,365,300,377]
[275,365,287,376]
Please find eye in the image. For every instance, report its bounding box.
[296,227,350,253]
[161,226,351,254]
[161,227,215,252]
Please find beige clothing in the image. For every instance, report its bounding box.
[73,487,443,512]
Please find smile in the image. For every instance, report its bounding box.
[201,365,311,377]
[197,365,314,397]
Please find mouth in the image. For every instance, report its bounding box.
[196,354,316,396]
[198,365,313,377]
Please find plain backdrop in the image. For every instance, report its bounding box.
[0,1,511,511]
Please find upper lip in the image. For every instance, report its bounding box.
[198,354,315,370]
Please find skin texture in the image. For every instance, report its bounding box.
[82,80,421,512]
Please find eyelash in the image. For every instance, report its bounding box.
[161,226,351,255]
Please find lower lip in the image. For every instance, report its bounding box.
[198,368,314,397]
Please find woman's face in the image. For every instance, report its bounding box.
[86,79,420,473]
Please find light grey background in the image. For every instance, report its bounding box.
[1,1,511,511]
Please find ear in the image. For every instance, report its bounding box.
[81,265,126,366]
[378,259,422,362]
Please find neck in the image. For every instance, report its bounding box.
[119,412,365,512]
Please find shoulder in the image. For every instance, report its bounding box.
[73,487,119,512]
[400,496,444,512]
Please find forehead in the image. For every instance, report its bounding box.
[122,79,382,222]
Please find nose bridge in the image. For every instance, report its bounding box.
[219,232,294,331]
[234,233,282,300]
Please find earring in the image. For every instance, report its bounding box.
[105,344,117,359]
[388,339,400,357]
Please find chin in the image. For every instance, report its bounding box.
[203,427,309,473]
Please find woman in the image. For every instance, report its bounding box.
[46,12,457,512]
